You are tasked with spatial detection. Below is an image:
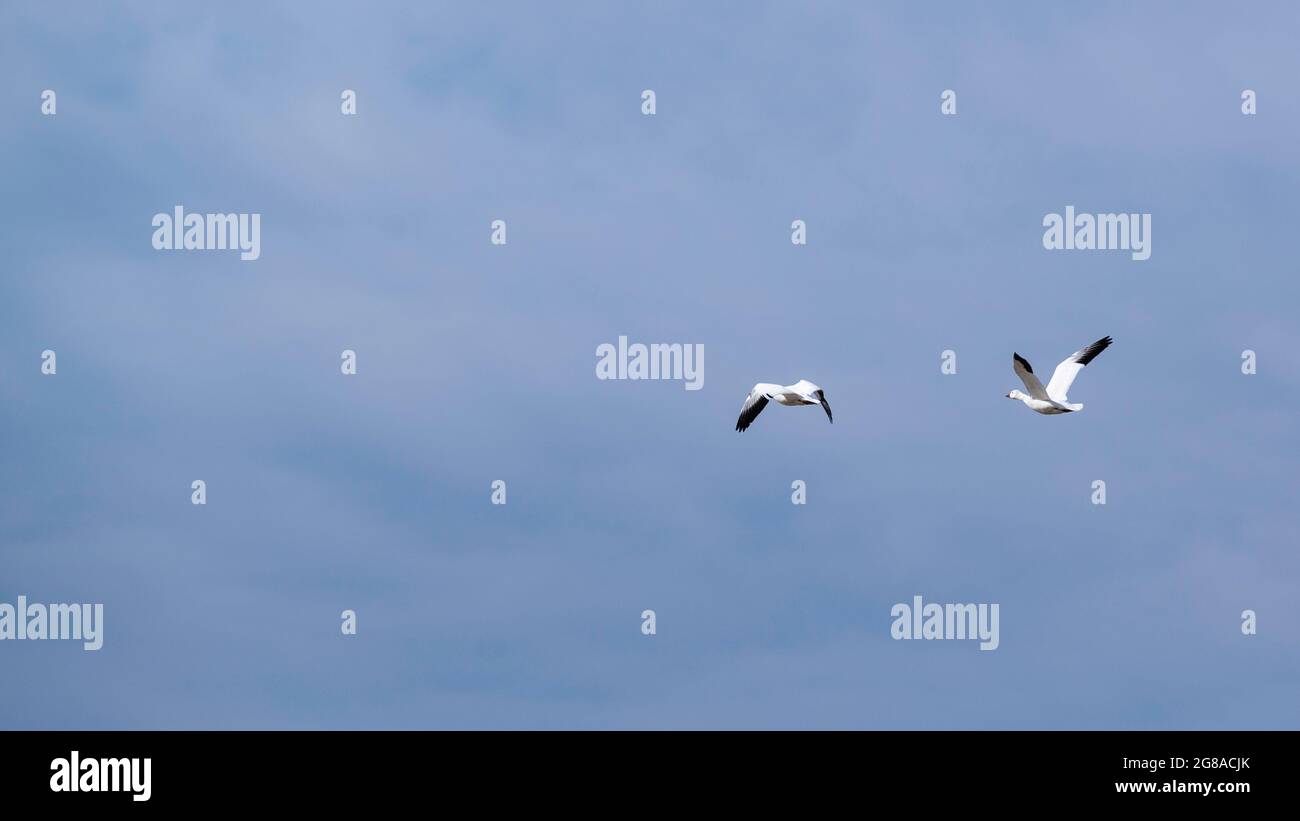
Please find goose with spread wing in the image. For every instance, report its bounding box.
[736,380,833,432]
[1006,336,1112,414]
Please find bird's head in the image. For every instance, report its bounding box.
[1006,390,1021,400]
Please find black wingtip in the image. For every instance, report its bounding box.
[1076,335,1113,366]
[1013,352,1033,374]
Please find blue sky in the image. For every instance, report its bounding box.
[1,1,1297,728]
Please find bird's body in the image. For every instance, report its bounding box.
[1014,395,1076,414]
[1007,336,1112,415]
[736,379,832,432]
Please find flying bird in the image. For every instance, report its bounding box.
[736,380,833,432]
[1006,336,1112,414]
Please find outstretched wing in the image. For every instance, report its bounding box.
[1046,336,1112,402]
[735,384,773,432]
[1013,353,1049,400]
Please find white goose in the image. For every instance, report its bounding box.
[735,380,833,432]
[1007,336,1112,414]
